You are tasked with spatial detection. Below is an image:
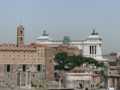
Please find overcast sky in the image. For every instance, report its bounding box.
[0,0,120,54]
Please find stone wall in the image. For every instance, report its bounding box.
[0,64,45,89]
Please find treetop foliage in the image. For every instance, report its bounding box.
[54,52,105,71]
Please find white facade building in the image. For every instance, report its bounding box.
[36,30,107,61]
[63,72,98,90]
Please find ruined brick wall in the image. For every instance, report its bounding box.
[0,64,45,88]
[0,45,47,88]
[45,47,55,81]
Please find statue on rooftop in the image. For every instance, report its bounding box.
[42,30,49,36]
[91,29,98,35]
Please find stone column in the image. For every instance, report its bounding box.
[25,71,28,88]
[108,78,113,88]
[17,72,20,87]
[29,72,31,88]
[19,72,21,87]
[114,78,117,90]
[27,71,31,88]
[93,46,95,55]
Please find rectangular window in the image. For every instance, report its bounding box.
[37,64,41,72]
[23,65,26,72]
[7,64,10,72]
[94,46,96,54]
[90,46,93,54]
[90,46,92,54]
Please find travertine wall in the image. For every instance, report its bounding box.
[45,47,55,81]
[0,64,45,88]
[0,46,45,64]
[0,45,54,88]
[0,25,55,89]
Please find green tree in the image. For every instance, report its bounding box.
[54,52,106,71]
[54,52,107,88]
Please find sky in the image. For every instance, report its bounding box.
[0,0,120,54]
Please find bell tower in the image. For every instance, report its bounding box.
[16,25,24,47]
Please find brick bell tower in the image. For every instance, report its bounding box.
[16,24,24,47]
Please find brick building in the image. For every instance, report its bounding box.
[0,25,54,89]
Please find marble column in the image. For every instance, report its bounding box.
[17,72,20,87]
[19,72,21,87]
[27,71,31,88]
[26,71,32,88]
[25,71,28,88]
[108,78,113,87]
[114,78,117,90]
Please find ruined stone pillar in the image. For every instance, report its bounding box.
[19,72,21,87]
[24,71,31,88]
[108,78,113,87]
[25,71,28,88]
[114,78,117,90]
[29,72,31,88]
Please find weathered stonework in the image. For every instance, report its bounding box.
[0,25,55,89]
